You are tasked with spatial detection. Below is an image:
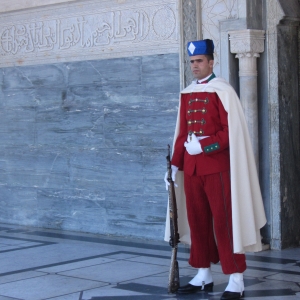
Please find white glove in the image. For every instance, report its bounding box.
[164,165,178,190]
[184,133,203,155]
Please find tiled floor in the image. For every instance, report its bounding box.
[0,224,299,300]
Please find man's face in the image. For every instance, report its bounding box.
[189,55,214,80]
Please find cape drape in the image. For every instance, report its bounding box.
[164,77,267,254]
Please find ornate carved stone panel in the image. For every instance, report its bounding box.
[201,0,239,76]
[0,0,179,67]
[179,0,201,87]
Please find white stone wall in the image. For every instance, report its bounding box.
[201,0,241,76]
[0,0,78,13]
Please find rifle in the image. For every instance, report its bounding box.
[166,144,180,293]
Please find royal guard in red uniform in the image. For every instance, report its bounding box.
[164,39,266,300]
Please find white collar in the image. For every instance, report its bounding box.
[197,73,213,84]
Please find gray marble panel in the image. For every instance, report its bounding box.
[0,93,4,109]
[2,89,36,107]
[141,54,180,95]
[89,57,142,83]
[0,70,3,85]
[2,68,34,90]
[35,109,105,149]
[142,148,171,191]
[0,149,68,174]
[0,52,180,240]
[3,65,66,90]
[277,23,300,248]
[0,186,38,224]
[104,196,166,240]
[68,58,143,104]
[0,108,36,146]
[69,85,109,105]
[67,61,104,86]
[68,148,143,189]
[34,87,66,107]
[0,149,69,188]
[35,188,108,231]
[103,104,177,148]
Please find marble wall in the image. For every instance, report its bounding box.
[0,54,180,239]
[262,0,300,249]
[0,0,181,240]
[276,3,300,248]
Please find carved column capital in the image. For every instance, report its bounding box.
[229,30,265,77]
[229,29,265,55]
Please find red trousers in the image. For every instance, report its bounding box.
[184,171,246,274]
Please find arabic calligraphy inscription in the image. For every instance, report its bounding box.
[0,1,178,67]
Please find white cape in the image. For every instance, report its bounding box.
[164,77,267,254]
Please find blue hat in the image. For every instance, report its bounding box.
[187,39,214,56]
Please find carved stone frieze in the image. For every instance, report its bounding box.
[0,0,179,67]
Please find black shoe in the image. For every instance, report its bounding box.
[177,282,213,294]
[220,291,244,299]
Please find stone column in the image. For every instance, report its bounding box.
[228,29,265,168]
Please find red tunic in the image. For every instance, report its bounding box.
[171,92,230,175]
[170,89,246,273]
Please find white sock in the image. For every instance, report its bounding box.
[189,267,213,286]
[225,273,244,294]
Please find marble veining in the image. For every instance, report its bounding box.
[0,53,180,240]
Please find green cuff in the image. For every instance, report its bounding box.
[204,142,220,153]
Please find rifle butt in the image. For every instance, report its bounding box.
[168,247,180,293]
